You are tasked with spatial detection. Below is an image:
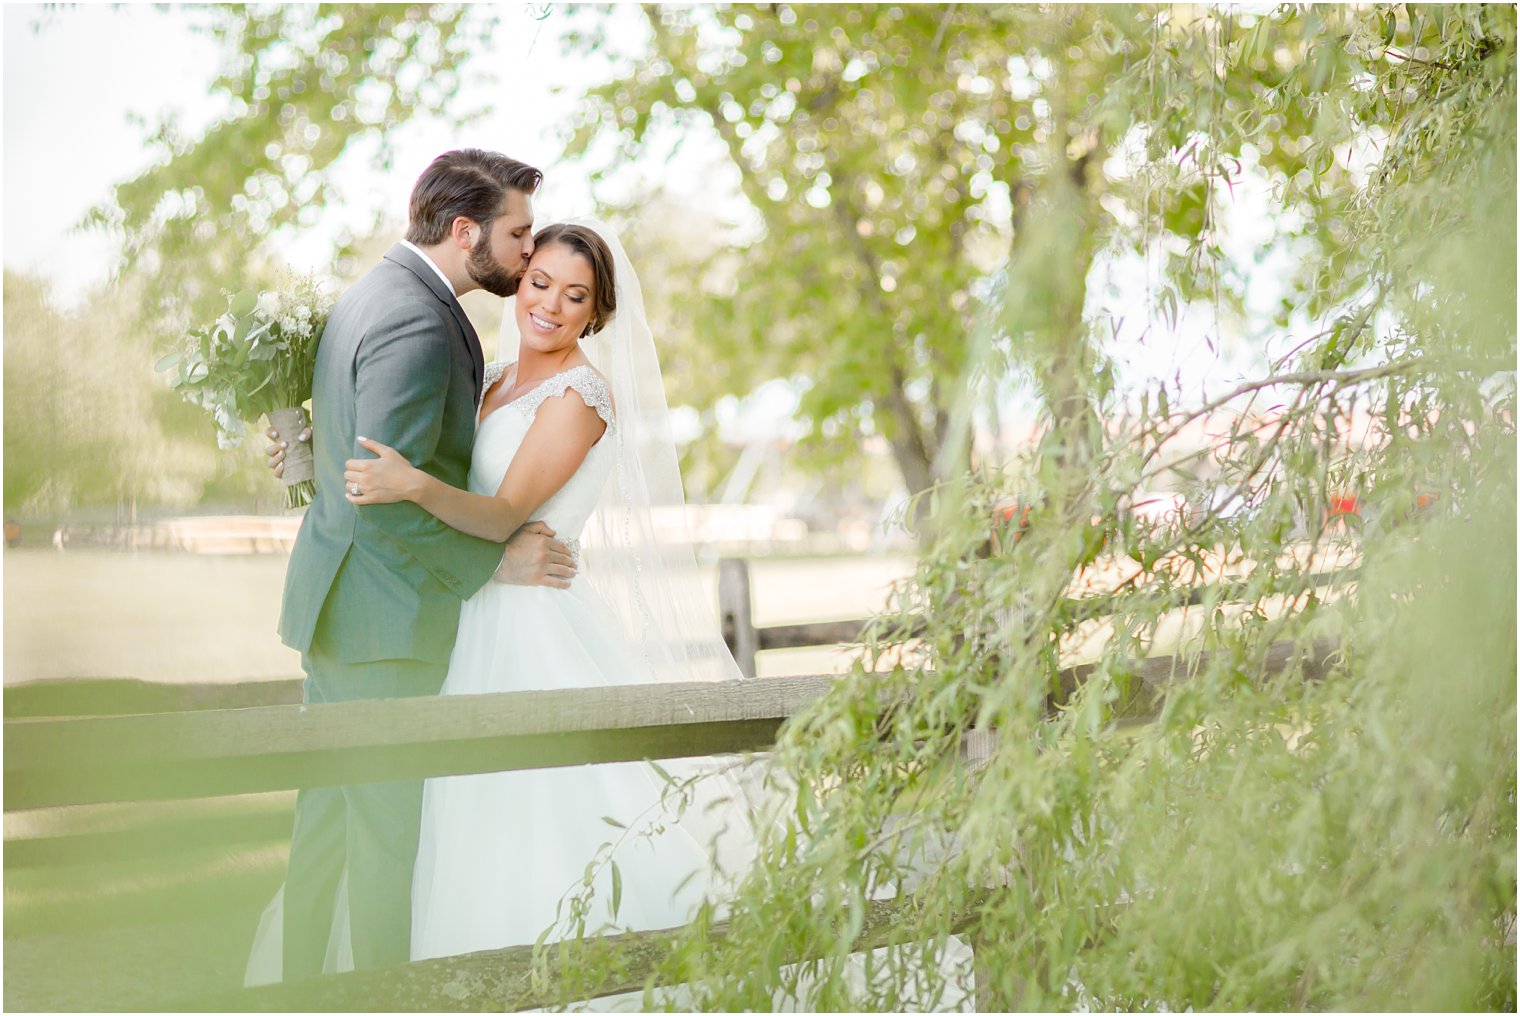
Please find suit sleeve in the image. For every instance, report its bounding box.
[352,303,504,598]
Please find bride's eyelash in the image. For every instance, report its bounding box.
[530,280,588,304]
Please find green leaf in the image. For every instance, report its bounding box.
[153,352,182,373]
[245,372,275,403]
[1309,42,1338,92]
[609,860,622,918]
[228,291,258,318]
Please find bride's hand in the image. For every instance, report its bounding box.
[344,437,423,505]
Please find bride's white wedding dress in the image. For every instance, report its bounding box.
[411,361,716,959]
[413,362,972,1008]
[246,363,730,987]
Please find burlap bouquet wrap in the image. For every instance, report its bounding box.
[266,406,315,507]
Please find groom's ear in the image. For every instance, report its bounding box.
[448,216,479,250]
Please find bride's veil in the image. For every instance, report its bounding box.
[498,217,766,898]
[497,217,744,685]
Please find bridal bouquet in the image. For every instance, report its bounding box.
[157,275,334,508]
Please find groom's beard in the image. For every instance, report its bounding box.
[466,228,521,297]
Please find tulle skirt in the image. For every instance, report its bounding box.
[411,578,717,960]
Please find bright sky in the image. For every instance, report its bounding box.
[1,3,699,306]
[5,5,218,302]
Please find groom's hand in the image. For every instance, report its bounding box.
[265,425,312,479]
[493,521,577,588]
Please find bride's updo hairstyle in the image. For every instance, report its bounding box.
[531,223,617,337]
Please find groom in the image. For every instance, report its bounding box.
[275,149,571,978]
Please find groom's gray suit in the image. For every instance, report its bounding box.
[277,243,504,977]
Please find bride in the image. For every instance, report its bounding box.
[247,219,753,985]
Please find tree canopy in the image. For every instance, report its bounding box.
[554,6,1515,1010]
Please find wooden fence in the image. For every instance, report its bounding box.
[716,555,1356,677]
[4,556,1352,1010]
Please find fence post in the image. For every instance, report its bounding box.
[718,557,758,678]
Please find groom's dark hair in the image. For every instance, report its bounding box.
[406,149,542,246]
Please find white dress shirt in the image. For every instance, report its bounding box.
[400,239,456,297]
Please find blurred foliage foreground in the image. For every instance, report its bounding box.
[541,7,1516,1011]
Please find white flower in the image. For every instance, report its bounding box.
[256,292,281,318]
[212,403,245,448]
[280,315,299,334]
[295,304,312,321]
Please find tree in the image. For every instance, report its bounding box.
[544,7,1516,1010]
[565,5,1514,516]
[563,5,1139,504]
[3,273,218,519]
[85,4,493,331]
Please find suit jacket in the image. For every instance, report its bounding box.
[278,244,504,665]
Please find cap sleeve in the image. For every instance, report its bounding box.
[517,364,615,430]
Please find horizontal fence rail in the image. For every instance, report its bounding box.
[4,676,305,718]
[5,639,1341,814]
[189,889,1004,1012]
[717,556,1356,676]
[4,675,838,811]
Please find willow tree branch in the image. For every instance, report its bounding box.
[1143,355,1466,473]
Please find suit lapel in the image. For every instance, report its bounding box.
[383,243,485,396]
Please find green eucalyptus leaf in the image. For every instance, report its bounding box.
[229,291,258,318]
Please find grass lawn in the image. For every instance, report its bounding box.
[3,548,917,684]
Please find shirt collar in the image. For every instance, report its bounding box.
[399,239,456,297]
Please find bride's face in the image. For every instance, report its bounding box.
[515,244,596,353]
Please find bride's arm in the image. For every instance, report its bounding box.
[343,394,607,542]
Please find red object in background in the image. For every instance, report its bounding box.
[996,503,1031,525]
[1325,489,1439,528]
[1325,493,1361,521]
[992,502,1034,549]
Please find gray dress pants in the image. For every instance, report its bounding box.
[281,616,446,980]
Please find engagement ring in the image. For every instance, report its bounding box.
[350,483,361,496]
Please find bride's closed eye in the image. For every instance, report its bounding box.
[529,280,587,303]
